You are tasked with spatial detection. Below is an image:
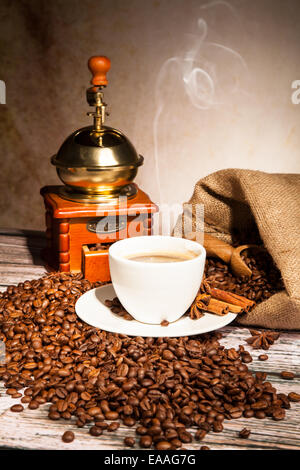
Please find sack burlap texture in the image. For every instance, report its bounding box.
[174,169,300,330]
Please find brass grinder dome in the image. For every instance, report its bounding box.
[51,125,144,202]
[51,56,144,203]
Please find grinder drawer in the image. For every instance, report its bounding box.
[82,243,111,283]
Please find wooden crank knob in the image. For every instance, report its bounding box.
[88,56,111,86]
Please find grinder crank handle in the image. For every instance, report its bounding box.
[88,56,111,86]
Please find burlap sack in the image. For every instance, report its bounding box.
[174,169,300,330]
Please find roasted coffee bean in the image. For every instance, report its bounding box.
[21,396,31,404]
[81,392,91,401]
[213,422,223,432]
[255,411,266,419]
[10,404,24,412]
[123,417,136,427]
[156,440,172,450]
[148,425,162,436]
[123,405,133,416]
[241,354,252,364]
[117,364,129,377]
[95,421,108,429]
[62,431,75,443]
[170,438,182,448]
[124,437,135,447]
[251,400,268,410]
[49,411,60,420]
[277,393,291,409]
[195,429,207,441]
[89,426,103,436]
[28,400,39,410]
[88,407,102,417]
[108,422,120,432]
[140,435,152,448]
[288,392,300,402]
[200,446,210,450]
[258,355,268,361]
[280,371,295,380]
[136,426,148,435]
[239,428,251,438]
[105,411,119,420]
[162,350,174,360]
[272,408,286,421]
[178,430,192,443]
[164,429,178,440]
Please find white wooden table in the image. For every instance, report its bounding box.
[0,229,299,450]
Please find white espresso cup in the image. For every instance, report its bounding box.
[109,235,206,324]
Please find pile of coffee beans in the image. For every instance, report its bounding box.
[205,248,284,303]
[88,244,110,252]
[0,271,298,449]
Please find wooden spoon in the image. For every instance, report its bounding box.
[185,232,262,278]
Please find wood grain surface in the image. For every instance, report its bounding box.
[0,229,299,450]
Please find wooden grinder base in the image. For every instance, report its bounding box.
[41,185,158,282]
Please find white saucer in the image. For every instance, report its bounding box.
[75,284,237,338]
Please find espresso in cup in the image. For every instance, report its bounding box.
[125,250,198,263]
[109,236,206,324]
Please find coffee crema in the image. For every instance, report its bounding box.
[125,250,198,263]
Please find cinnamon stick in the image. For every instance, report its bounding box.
[209,287,255,309]
[207,299,244,314]
[189,286,254,319]
[190,294,229,318]
[204,298,230,316]
[226,291,256,307]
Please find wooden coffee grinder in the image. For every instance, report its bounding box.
[41,56,157,282]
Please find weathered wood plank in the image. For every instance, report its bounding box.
[0,236,45,249]
[0,237,45,250]
[0,265,47,287]
[0,229,46,288]
[220,327,300,377]
[0,245,44,265]
[0,228,45,238]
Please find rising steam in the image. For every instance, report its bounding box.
[153,1,248,204]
